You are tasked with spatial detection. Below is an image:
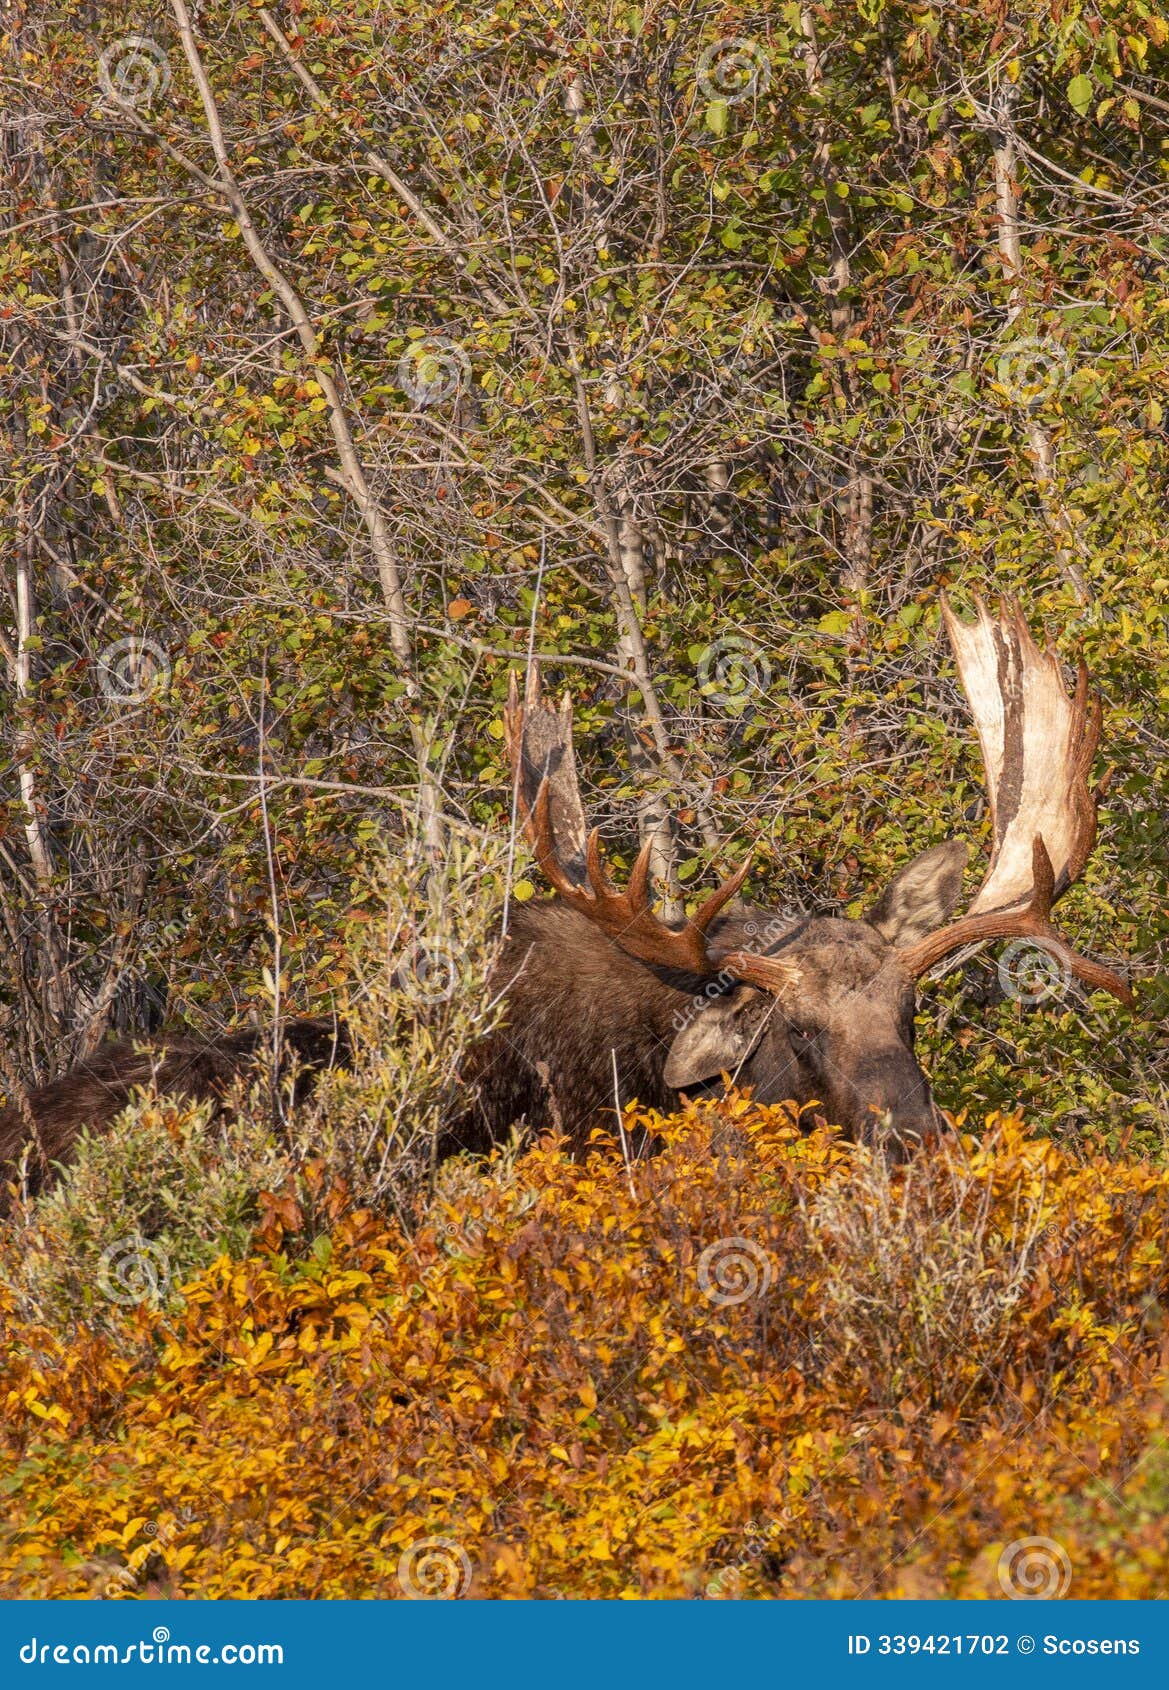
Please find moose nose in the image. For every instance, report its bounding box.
[865,1105,940,1163]
[852,1062,942,1162]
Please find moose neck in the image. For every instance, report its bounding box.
[444,899,797,1159]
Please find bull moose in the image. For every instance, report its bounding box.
[0,595,1132,1204]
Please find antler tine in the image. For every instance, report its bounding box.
[1069,662,1104,883]
[527,779,582,902]
[1026,829,1132,1001]
[525,778,751,976]
[584,827,620,900]
[1032,832,1055,914]
[505,665,753,977]
[693,855,753,934]
[622,835,655,911]
[899,834,1133,1006]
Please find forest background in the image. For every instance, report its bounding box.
[0,0,1165,1129]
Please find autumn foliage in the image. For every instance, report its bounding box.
[2,1098,1167,1599]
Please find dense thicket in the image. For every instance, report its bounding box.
[3,1101,1169,1598]
[1,1,1166,1140]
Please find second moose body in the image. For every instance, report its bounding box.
[0,596,1132,1201]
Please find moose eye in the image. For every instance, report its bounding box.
[789,1024,816,1048]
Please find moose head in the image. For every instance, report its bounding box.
[504,596,1131,1154]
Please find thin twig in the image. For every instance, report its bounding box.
[256,658,285,1126]
[611,1047,638,1201]
[501,536,547,939]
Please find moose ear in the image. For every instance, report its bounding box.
[865,839,968,948]
[663,987,775,1091]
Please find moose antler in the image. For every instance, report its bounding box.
[505,666,590,887]
[897,596,1132,1005]
[505,668,750,975]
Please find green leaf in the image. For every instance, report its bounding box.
[1067,74,1093,117]
[705,100,729,139]
[818,611,852,637]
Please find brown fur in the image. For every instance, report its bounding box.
[0,1018,349,1209]
[447,901,696,1155]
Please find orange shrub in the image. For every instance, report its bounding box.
[1,1098,1167,1599]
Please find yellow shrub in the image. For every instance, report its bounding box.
[1,1098,1166,1599]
